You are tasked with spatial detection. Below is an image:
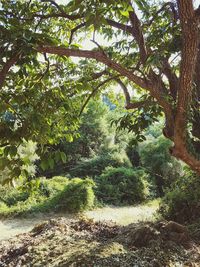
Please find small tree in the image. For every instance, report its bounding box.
[62,100,111,163]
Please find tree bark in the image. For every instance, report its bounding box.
[172,0,200,173]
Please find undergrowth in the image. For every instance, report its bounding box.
[0,176,95,218]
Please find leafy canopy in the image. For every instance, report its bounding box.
[1,0,200,175]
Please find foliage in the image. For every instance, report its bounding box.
[0,184,29,206]
[0,176,95,217]
[39,150,68,174]
[0,139,40,184]
[95,167,148,205]
[140,134,183,197]
[0,0,200,175]
[39,176,70,196]
[17,140,39,176]
[159,171,200,223]
[52,178,95,212]
[112,105,162,144]
[53,100,112,167]
[126,141,140,167]
[70,147,131,178]
[39,98,136,179]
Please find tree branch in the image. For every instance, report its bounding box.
[161,59,179,100]
[87,70,108,81]
[147,2,178,27]
[41,0,65,13]
[37,45,174,126]
[69,22,86,44]
[125,100,153,109]
[41,0,83,20]
[79,76,117,116]
[106,19,133,34]
[21,11,135,38]
[128,10,147,63]
[37,46,149,89]
[114,78,131,106]
[0,53,20,89]
[32,12,82,20]
[115,78,152,109]
[33,14,134,37]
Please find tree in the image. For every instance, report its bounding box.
[38,99,112,177]
[140,135,183,197]
[67,99,111,160]
[1,0,200,174]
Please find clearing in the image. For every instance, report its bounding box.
[0,200,158,241]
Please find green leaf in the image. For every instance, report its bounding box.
[119,10,129,18]
[40,160,48,171]
[55,151,61,163]
[9,146,18,157]
[48,158,54,169]
[60,152,67,163]
[65,135,73,142]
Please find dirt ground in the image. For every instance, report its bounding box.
[0,217,200,267]
[0,201,159,241]
[1,201,200,266]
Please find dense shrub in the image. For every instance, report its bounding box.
[140,136,183,197]
[51,178,95,212]
[0,176,95,217]
[159,171,200,223]
[95,167,148,205]
[0,185,29,206]
[39,176,69,196]
[70,149,131,178]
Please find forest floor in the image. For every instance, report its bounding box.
[0,200,159,241]
[0,201,200,266]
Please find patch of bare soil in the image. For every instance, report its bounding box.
[0,201,159,241]
[0,213,75,241]
[85,202,158,225]
[0,218,200,267]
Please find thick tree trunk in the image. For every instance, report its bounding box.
[171,0,200,174]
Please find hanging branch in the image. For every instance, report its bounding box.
[79,76,118,116]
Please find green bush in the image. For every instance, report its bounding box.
[0,185,29,206]
[39,176,69,196]
[95,167,148,205]
[159,171,200,223]
[0,176,95,217]
[70,150,131,178]
[140,136,183,197]
[51,178,95,212]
